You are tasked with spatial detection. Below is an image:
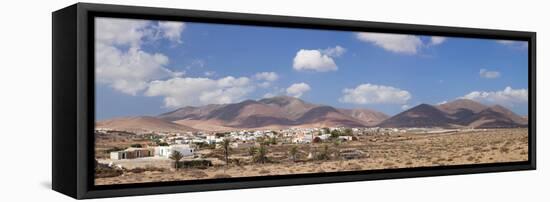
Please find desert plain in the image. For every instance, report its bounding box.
[95,128,527,185]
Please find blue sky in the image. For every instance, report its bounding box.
[95,17,529,120]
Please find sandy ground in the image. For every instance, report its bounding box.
[97,156,225,169]
[95,128,528,185]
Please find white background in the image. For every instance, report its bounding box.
[0,0,547,201]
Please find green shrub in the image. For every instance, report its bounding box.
[315,145,330,160]
[157,142,169,146]
[179,160,213,169]
[330,130,341,139]
[95,167,123,178]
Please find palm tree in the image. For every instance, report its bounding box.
[317,144,330,160]
[344,128,353,136]
[248,146,257,157]
[330,130,341,139]
[221,138,231,166]
[169,150,184,170]
[289,146,298,162]
[333,140,341,159]
[257,144,268,164]
[270,137,277,145]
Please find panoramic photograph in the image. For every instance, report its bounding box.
[94,17,529,185]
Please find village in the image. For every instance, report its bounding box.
[96,126,473,162]
[93,125,526,186]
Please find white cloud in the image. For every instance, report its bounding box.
[401,104,411,110]
[254,72,279,81]
[95,17,151,48]
[437,100,448,105]
[479,68,501,79]
[322,45,346,57]
[254,72,279,88]
[339,83,411,104]
[462,86,528,107]
[263,88,286,98]
[430,36,446,45]
[258,82,272,88]
[263,92,277,98]
[356,32,423,54]
[293,46,345,72]
[95,18,186,95]
[145,76,254,108]
[95,44,180,95]
[286,83,311,98]
[497,40,516,45]
[157,21,185,43]
[204,71,216,77]
[173,71,185,77]
[496,40,528,49]
[356,33,446,54]
[143,71,287,107]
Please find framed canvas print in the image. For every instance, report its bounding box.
[52,3,536,199]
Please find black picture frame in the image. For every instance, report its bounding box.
[52,3,536,199]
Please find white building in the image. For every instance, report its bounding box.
[338,136,354,141]
[155,144,195,158]
[293,134,313,144]
[253,131,263,136]
[234,134,256,141]
[206,135,224,144]
[110,147,154,160]
[318,134,331,140]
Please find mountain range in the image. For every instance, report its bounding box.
[96,96,527,132]
[156,96,389,131]
[378,99,527,128]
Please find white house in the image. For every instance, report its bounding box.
[110,147,154,160]
[338,136,354,141]
[253,131,263,136]
[206,135,224,144]
[231,142,256,149]
[318,134,331,141]
[292,134,313,144]
[154,144,195,158]
[206,135,216,143]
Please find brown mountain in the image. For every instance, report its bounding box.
[465,105,527,128]
[96,116,196,133]
[437,99,489,125]
[99,97,524,131]
[157,104,226,121]
[337,108,390,126]
[295,106,367,127]
[378,104,454,128]
[158,96,388,131]
[258,96,318,120]
[378,99,527,128]
[208,100,294,128]
[437,99,487,118]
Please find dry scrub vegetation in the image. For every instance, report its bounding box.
[96,128,528,185]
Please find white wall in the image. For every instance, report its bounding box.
[0,0,547,201]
